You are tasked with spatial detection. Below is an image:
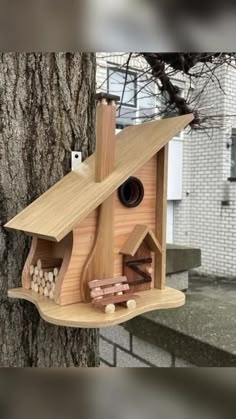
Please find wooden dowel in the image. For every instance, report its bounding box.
[30,265,35,276]
[37,259,42,270]
[39,286,44,296]
[49,290,54,300]
[34,267,39,276]
[53,267,59,277]
[48,272,54,283]
[44,287,49,297]
[34,284,39,293]
[39,269,44,279]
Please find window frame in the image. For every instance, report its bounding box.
[107,65,138,108]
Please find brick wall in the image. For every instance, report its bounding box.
[99,325,194,368]
[174,65,236,277]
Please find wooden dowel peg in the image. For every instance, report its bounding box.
[46,282,51,291]
[48,272,54,283]
[34,267,39,276]
[37,277,41,285]
[49,290,54,300]
[30,265,35,276]
[37,259,42,270]
[53,267,59,277]
[34,284,39,293]
[126,300,137,310]
[39,286,44,296]
[41,278,46,288]
[44,287,49,297]
[44,272,48,281]
[104,304,115,314]
[39,269,44,279]
[51,282,55,293]
[33,275,37,284]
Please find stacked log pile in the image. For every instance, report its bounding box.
[29,258,62,300]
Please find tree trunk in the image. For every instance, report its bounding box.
[0,53,99,367]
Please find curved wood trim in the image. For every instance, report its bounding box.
[8,287,185,328]
[53,232,73,304]
[22,237,38,289]
[80,210,100,302]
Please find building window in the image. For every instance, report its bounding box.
[107,67,137,108]
[231,129,236,179]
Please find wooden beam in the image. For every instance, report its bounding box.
[95,100,116,182]
[155,145,168,289]
[80,98,117,302]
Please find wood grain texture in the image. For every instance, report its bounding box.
[5,114,194,242]
[57,157,156,305]
[8,287,185,328]
[81,193,115,303]
[120,224,162,256]
[155,145,168,289]
[89,276,127,288]
[59,157,156,305]
[95,102,116,182]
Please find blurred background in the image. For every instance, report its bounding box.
[0,0,236,50]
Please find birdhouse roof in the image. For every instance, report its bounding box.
[5,114,194,242]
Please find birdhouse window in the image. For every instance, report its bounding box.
[118,177,144,208]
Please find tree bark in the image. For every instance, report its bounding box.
[0,52,99,367]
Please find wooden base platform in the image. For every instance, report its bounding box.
[8,287,185,328]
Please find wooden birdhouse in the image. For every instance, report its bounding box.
[5,93,194,328]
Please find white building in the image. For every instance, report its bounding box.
[96,54,236,278]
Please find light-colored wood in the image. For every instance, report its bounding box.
[5,114,193,242]
[126,300,136,310]
[89,276,127,289]
[37,259,42,270]
[34,267,39,276]
[44,287,49,297]
[80,102,116,302]
[92,293,139,306]
[22,237,61,289]
[8,287,185,328]
[155,145,168,289]
[80,193,115,303]
[95,102,116,182]
[104,304,115,314]
[120,224,162,256]
[30,265,35,276]
[90,283,129,298]
[58,157,157,305]
[48,272,54,283]
[49,290,54,300]
[53,267,59,276]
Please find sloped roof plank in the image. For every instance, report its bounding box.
[5,114,194,242]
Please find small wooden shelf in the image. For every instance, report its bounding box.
[8,287,185,328]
